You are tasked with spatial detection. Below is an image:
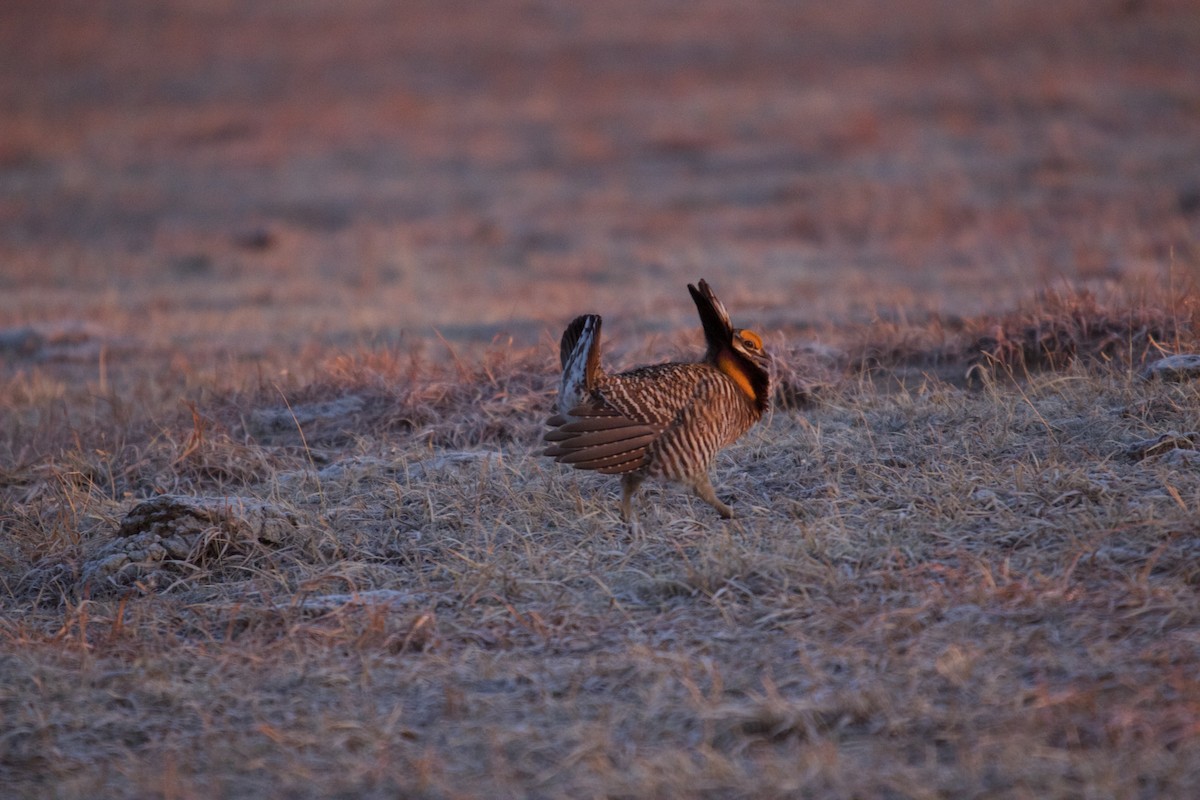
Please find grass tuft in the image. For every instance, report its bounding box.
[5,285,1200,796]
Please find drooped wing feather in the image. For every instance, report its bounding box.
[543,405,661,474]
[544,362,726,475]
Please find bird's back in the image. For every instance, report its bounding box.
[598,362,715,428]
[547,361,760,481]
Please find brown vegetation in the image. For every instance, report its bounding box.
[3,0,1200,797]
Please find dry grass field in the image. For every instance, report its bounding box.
[3,1,1200,797]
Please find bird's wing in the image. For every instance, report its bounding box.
[544,364,716,475]
[543,403,662,474]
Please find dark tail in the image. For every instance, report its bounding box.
[559,314,599,371]
[557,314,602,414]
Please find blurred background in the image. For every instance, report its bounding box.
[2,0,1198,356]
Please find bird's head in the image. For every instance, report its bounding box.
[688,280,771,413]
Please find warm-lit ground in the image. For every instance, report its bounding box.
[3,1,1200,797]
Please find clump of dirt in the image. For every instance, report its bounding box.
[1140,353,1200,382]
[1124,430,1200,463]
[81,494,319,593]
[963,289,1193,381]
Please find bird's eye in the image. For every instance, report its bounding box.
[740,330,763,351]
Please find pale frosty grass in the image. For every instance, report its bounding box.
[2,346,1199,798]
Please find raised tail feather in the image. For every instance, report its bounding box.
[557,314,602,415]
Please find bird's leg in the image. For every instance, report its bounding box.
[620,473,644,524]
[693,475,734,519]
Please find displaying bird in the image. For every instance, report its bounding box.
[544,279,771,522]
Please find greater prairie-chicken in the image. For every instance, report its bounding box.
[544,279,771,522]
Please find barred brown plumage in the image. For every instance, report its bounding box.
[543,279,771,522]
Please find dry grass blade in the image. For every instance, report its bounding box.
[5,287,1200,796]
[3,0,1200,796]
